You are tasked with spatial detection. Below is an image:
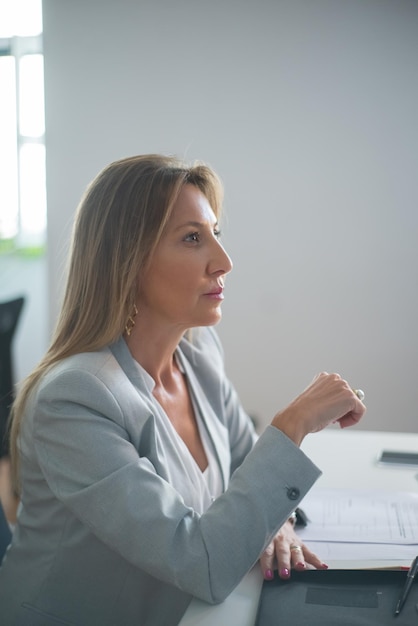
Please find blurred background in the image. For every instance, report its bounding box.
[1,0,417,434]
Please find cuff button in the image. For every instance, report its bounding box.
[287,487,300,500]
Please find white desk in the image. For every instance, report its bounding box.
[179,428,418,626]
[301,428,418,492]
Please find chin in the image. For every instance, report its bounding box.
[207,311,223,326]
[191,305,223,328]
[192,312,222,328]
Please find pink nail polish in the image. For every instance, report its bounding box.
[265,569,274,580]
[296,562,306,569]
[279,568,290,578]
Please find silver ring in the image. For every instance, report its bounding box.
[353,388,365,402]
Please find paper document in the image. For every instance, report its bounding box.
[297,488,418,544]
[303,540,417,562]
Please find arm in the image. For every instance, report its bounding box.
[258,370,366,580]
[178,328,366,585]
[30,367,320,604]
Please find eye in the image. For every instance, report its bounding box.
[184,231,200,243]
[214,228,221,239]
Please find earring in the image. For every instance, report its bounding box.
[125,304,138,336]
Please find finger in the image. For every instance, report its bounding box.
[274,538,292,579]
[259,541,276,580]
[337,402,366,429]
[338,413,362,428]
[299,544,328,571]
[289,544,306,572]
[332,383,366,429]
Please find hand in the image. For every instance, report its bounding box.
[271,372,366,446]
[259,519,328,580]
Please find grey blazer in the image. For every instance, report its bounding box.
[0,327,321,626]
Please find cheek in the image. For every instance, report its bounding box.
[144,264,193,303]
[141,248,202,304]
[158,256,197,287]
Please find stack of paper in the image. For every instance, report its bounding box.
[297,488,418,563]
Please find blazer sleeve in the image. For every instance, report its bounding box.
[30,364,321,605]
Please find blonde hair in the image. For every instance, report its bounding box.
[9,154,224,485]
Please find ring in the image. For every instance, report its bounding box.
[290,545,302,552]
[353,388,365,402]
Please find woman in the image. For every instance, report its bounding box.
[0,154,366,626]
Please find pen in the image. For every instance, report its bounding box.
[394,555,418,616]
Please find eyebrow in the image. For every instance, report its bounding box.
[173,220,219,231]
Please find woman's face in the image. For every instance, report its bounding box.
[139,184,233,332]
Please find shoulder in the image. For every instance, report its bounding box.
[40,346,118,390]
[35,348,121,413]
[40,337,141,391]
[35,341,146,420]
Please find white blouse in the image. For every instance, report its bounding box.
[132,350,224,514]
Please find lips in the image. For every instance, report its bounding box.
[203,284,224,297]
[205,284,224,296]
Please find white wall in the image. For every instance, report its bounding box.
[42,0,418,433]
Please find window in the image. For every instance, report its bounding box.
[0,0,45,253]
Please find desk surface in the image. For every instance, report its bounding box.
[301,428,418,492]
[179,428,418,626]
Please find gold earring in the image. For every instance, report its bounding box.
[125,304,138,336]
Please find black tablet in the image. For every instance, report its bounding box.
[255,569,417,626]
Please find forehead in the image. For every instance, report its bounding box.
[168,184,217,225]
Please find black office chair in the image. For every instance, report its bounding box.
[0,297,25,458]
[0,498,12,564]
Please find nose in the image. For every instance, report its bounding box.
[209,238,233,276]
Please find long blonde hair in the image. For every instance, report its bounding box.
[9,154,224,484]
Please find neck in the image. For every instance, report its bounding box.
[124,322,186,387]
